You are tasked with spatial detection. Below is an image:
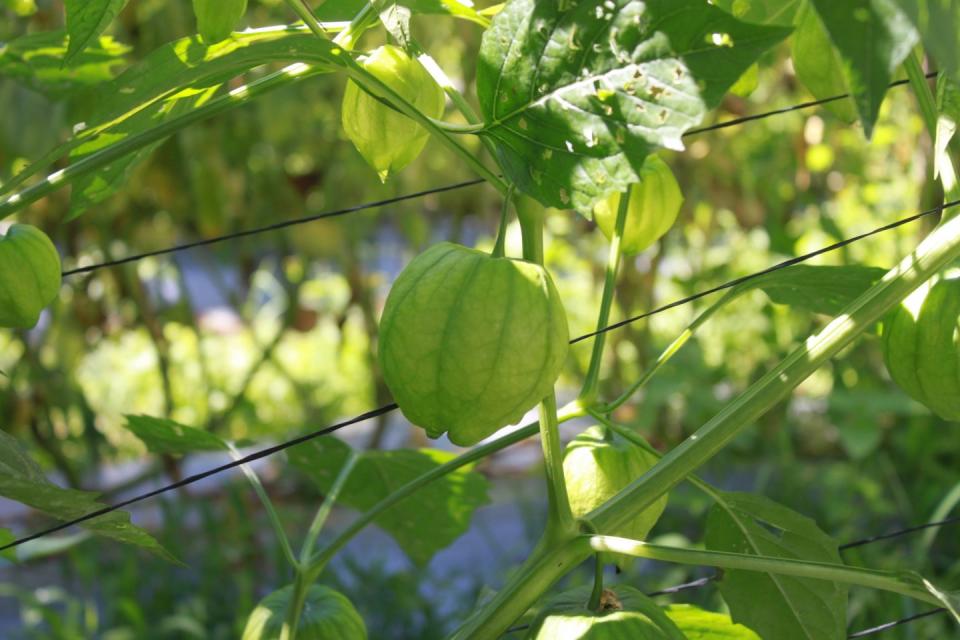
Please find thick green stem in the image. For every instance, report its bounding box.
[591,206,960,535]
[579,190,630,405]
[285,0,328,38]
[587,536,943,607]
[588,554,605,610]
[518,202,576,536]
[453,202,960,640]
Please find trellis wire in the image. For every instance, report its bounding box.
[57,72,937,280]
[4,199,960,553]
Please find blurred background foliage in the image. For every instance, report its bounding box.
[0,0,957,638]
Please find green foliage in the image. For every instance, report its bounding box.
[0,429,173,560]
[592,155,684,255]
[193,0,248,44]
[0,224,61,329]
[734,264,887,316]
[664,605,760,639]
[704,492,847,640]
[0,30,129,96]
[63,0,128,65]
[124,415,229,454]
[476,0,790,214]
[791,4,858,124]
[242,584,367,640]
[894,0,960,85]
[807,0,918,137]
[342,45,445,182]
[526,585,685,639]
[378,242,569,446]
[882,276,960,420]
[288,436,489,566]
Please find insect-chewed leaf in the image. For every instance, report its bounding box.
[476,0,790,215]
[705,492,847,640]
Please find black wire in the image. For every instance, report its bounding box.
[58,72,938,279]
[683,72,937,137]
[840,516,960,550]
[848,609,948,638]
[6,198,959,553]
[60,180,486,277]
[571,199,960,344]
[0,403,398,553]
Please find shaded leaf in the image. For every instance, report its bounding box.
[808,0,918,137]
[714,0,803,26]
[289,438,490,566]
[705,492,847,640]
[64,0,129,65]
[0,430,173,561]
[790,4,858,124]
[733,264,887,316]
[476,0,790,214]
[0,31,130,97]
[894,0,960,86]
[124,415,227,455]
[665,604,761,639]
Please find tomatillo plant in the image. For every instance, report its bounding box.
[1,1,959,639]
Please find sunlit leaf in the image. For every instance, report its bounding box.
[0,430,174,561]
[713,0,803,26]
[124,415,228,455]
[665,604,761,639]
[705,492,847,640]
[289,437,490,566]
[808,0,918,137]
[64,0,129,65]
[0,31,130,96]
[476,0,790,214]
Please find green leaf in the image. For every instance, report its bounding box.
[0,430,174,561]
[64,0,129,65]
[0,31,130,97]
[289,438,490,566]
[733,264,887,316]
[476,0,790,214]
[192,0,248,44]
[124,415,227,455]
[714,0,803,26]
[0,529,15,562]
[315,0,489,26]
[665,604,761,639]
[63,27,341,217]
[808,0,918,137]
[705,492,848,640]
[894,0,960,86]
[791,4,858,124]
